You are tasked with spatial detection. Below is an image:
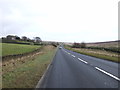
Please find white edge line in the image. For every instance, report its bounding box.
[95,67,120,81]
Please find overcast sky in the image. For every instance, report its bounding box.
[0,0,119,42]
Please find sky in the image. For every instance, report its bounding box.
[0,0,119,43]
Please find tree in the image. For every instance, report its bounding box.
[22,36,27,41]
[34,37,42,43]
[80,42,86,48]
[15,36,20,40]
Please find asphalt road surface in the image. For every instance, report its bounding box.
[38,47,120,88]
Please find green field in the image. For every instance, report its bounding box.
[1,43,41,56]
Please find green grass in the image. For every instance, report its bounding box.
[2,45,56,88]
[65,46,119,63]
[1,43,41,56]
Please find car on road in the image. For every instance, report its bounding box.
[59,47,62,49]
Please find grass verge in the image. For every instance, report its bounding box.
[65,46,119,63]
[2,45,56,88]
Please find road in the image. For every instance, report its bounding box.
[37,47,120,88]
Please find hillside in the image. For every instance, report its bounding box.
[86,40,119,48]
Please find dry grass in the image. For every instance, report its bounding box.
[73,48,119,57]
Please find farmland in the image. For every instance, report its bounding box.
[1,43,41,56]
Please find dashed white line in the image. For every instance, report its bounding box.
[78,58,88,64]
[64,50,71,55]
[95,67,120,81]
[71,55,75,57]
[78,58,81,60]
[68,53,70,55]
[63,50,120,82]
[64,50,67,53]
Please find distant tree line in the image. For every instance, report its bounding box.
[71,42,119,53]
[1,35,42,45]
[1,35,61,47]
[72,42,86,48]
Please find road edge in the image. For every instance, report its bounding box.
[35,46,59,89]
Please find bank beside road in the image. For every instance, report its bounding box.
[2,44,57,88]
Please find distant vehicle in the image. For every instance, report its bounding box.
[59,47,62,49]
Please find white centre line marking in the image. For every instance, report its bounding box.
[95,67,120,81]
[71,55,75,57]
[68,53,70,55]
[78,58,88,64]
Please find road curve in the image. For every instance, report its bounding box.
[37,47,119,88]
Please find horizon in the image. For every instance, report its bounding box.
[1,34,119,43]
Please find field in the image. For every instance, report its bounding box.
[86,40,119,48]
[1,43,41,56]
[2,45,57,88]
